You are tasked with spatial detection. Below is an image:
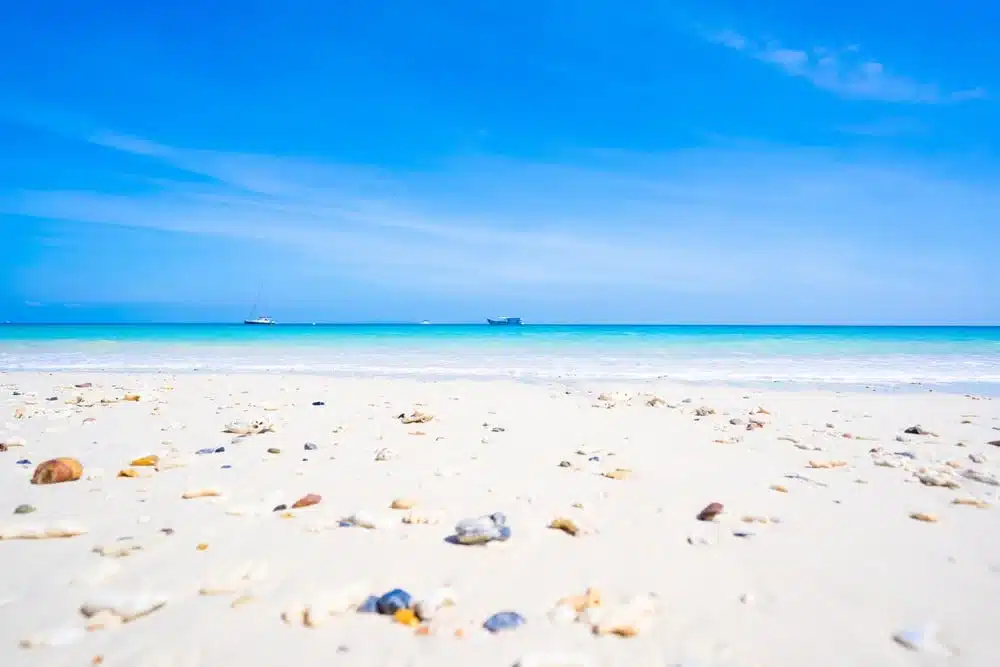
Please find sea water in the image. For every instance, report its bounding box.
[1,324,998,393]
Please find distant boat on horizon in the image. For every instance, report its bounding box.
[487,316,522,326]
[244,315,276,325]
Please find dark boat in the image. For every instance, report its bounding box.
[487,316,522,325]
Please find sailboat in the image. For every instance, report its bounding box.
[244,285,276,325]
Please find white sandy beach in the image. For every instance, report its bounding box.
[1,371,999,667]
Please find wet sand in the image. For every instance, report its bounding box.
[1,372,998,667]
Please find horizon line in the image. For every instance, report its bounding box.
[2,322,999,328]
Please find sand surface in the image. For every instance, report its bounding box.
[1,372,999,667]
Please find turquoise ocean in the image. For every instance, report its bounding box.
[1,324,999,393]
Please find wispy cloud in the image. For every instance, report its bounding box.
[2,127,997,311]
[708,29,985,104]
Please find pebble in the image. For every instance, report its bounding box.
[266,447,281,454]
[312,401,325,406]
[483,611,525,633]
[453,512,511,545]
[291,493,321,509]
[696,502,724,521]
[376,588,412,614]
[81,592,168,622]
[13,504,35,514]
[961,469,999,486]
[304,442,318,450]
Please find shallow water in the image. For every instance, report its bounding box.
[1,324,998,392]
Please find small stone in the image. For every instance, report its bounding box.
[769,485,788,493]
[904,425,937,436]
[13,504,36,514]
[272,504,288,512]
[483,611,525,633]
[376,589,412,615]
[909,512,938,523]
[390,498,416,510]
[291,494,321,509]
[312,401,325,406]
[694,406,715,417]
[696,502,723,521]
[129,455,159,467]
[393,608,419,626]
[266,447,281,454]
[304,442,318,451]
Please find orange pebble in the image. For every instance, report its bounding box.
[196,543,209,551]
[393,609,419,626]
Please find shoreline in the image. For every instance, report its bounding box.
[4,368,999,398]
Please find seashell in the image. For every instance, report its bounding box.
[952,497,990,508]
[807,460,848,469]
[374,447,397,462]
[916,471,960,489]
[31,457,83,484]
[483,611,525,633]
[557,587,602,613]
[291,493,321,509]
[770,485,789,493]
[696,502,723,521]
[0,521,87,540]
[909,512,938,523]
[961,469,999,486]
[585,593,657,637]
[344,511,391,530]
[646,397,666,407]
[224,419,273,435]
[390,498,417,510]
[81,592,168,622]
[130,455,159,467]
[694,406,715,417]
[93,542,143,557]
[548,517,591,536]
[602,468,631,480]
[182,489,221,499]
[399,411,433,424]
[118,468,140,478]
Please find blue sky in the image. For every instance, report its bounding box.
[1,0,997,324]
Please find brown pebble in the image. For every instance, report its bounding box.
[291,493,321,509]
[697,502,724,521]
[770,485,789,493]
[909,512,938,523]
[31,458,83,484]
[390,498,417,510]
[548,517,581,536]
